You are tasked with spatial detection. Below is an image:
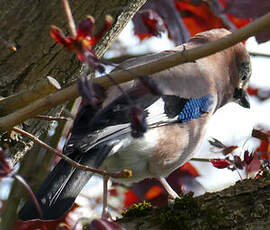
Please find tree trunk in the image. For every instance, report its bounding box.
[0,1,146,229]
[0,0,146,163]
[119,172,270,230]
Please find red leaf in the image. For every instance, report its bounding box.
[258,141,269,153]
[0,147,12,178]
[247,152,261,173]
[140,10,167,38]
[256,170,263,179]
[133,0,190,44]
[108,188,118,197]
[224,0,270,20]
[247,87,258,96]
[210,159,230,169]
[226,14,250,29]
[77,16,95,39]
[224,0,270,43]
[233,155,243,169]
[124,190,140,208]
[129,106,147,138]
[50,15,112,66]
[91,15,113,46]
[175,1,223,36]
[244,150,254,165]
[247,87,270,101]
[50,26,71,48]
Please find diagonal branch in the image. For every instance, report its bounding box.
[249,51,270,58]
[0,76,61,116]
[0,12,270,131]
[62,0,77,37]
[12,127,132,179]
[119,172,270,229]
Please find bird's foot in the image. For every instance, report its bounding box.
[158,177,180,199]
[158,177,180,208]
[167,190,180,208]
[167,190,180,200]
[101,208,113,220]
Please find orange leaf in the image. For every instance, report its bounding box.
[175,0,250,37]
[175,1,223,36]
[247,152,261,173]
[179,162,200,177]
[145,185,163,200]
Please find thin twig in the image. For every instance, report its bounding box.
[105,73,133,104]
[249,51,270,58]
[12,127,131,179]
[34,115,70,122]
[102,53,146,63]
[191,158,211,163]
[1,12,270,131]
[209,0,236,31]
[229,152,243,181]
[62,0,77,37]
[62,108,76,120]
[12,174,43,219]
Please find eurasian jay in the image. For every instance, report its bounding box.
[18,28,251,220]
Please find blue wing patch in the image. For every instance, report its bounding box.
[178,94,213,122]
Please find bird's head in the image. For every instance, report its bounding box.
[190,28,251,109]
[231,50,251,109]
[193,28,252,109]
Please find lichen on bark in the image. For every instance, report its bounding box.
[119,172,270,230]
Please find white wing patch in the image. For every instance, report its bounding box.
[146,98,176,125]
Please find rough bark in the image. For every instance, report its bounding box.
[0,0,146,164]
[0,1,146,229]
[119,172,270,230]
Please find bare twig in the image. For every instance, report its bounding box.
[102,53,146,63]
[34,115,70,122]
[105,73,133,104]
[209,0,236,31]
[62,0,77,37]
[12,127,132,179]
[61,108,76,120]
[1,12,270,131]
[249,51,270,58]
[13,174,43,219]
[191,158,211,163]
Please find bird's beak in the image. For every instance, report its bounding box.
[233,88,250,109]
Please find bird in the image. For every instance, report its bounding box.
[18,28,251,220]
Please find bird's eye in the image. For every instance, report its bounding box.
[242,75,247,81]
